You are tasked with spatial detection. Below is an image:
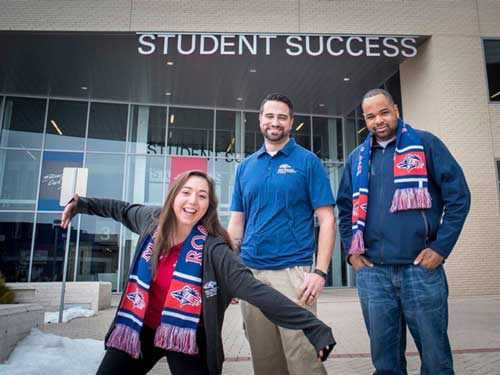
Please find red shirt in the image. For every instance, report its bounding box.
[144,242,182,329]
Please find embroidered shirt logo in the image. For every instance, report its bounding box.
[203,281,218,298]
[397,154,424,172]
[127,290,146,310]
[277,164,296,174]
[171,286,202,307]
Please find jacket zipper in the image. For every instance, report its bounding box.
[379,147,385,263]
[420,211,430,247]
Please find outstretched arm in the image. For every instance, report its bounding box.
[60,194,159,235]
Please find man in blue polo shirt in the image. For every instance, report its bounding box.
[228,93,336,375]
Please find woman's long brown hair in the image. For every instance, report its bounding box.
[151,170,233,278]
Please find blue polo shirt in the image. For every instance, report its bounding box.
[231,139,335,269]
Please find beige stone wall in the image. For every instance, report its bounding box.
[1,0,500,296]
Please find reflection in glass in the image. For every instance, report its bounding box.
[321,162,345,287]
[0,212,34,282]
[31,213,76,282]
[77,215,120,289]
[167,107,213,157]
[243,112,260,156]
[38,151,83,211]
[485,40,500,102]
[210,158,239,213]
[0,97,46,149]
[85,153,125,199]
[125,155,165,205]
[313,117,343,161]
[344,113,358,157]
[45,99,87,150]
[292,115,311,150]
[87,102,128,152]
[215,110,241,160]
[128,105,167,154]
[120,227,138,292]
[0,149,41,210]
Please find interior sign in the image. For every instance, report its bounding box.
[137,33,417,58]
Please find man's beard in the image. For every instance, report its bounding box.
[261,127,290,143]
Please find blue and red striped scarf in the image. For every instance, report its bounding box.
[106,223,207,358]
[349,119,432,255]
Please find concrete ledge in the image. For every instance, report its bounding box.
[6,282,112,312]
[0,303,44,363]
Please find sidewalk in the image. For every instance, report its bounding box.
[41,289,500,374]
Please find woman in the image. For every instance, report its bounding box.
[61,170,335,375]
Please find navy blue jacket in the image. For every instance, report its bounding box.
[337,129,470,264]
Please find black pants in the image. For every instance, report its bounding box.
[96,326,210,375]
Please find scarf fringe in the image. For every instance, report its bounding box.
[106,324,142,359]
[154,323,198,355]
[348,230,366,255]
[390,187,432,213]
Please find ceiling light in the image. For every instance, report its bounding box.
[50,120,63,135]
[81,86,88,90]
[319,104,325,107]
[165,92,172,96]
[296,122,304,131]
[166,61,174,66]
[226,138,235,153]
[344,77,350,82]
[170,114,175,124]
[358,127,367,135]
[237,97,243,101]
[249,69,257,73]
[491,90,500,99]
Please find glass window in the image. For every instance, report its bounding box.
[0,97,46,149]
[167,107,213,157]
[215,110,241,159]
[210,158,239,213]
[0,212,34,282]
[292,115,311,150]
[45,99,87,150]
[85,153,125,199]
[128,105,167,154]
[243,111,261,157]
[87,102,128,152]
[344,114,357,157]
[0,149,41,210]
[76,214,120,287]
[313,117,343,161]
[38,151,83,211]
[120,227,138,292]
[31,213,76,282]
[125,155,165,205]
[484,40,500,102]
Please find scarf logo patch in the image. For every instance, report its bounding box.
[203,281,218,298]
[127,290,145,310]
[171,286,202,307]
[141,249,152,262]
[353,202,367,215]
[397,154,424,172]
[277,164,296,174]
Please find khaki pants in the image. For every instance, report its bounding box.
[240,266,327,375]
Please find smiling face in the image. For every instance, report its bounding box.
[362,93,400,141]
[259,100,294,147]
[172,175,210,233]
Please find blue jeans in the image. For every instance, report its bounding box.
[357,264,454,375]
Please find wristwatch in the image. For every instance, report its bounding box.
[313,268,328,281]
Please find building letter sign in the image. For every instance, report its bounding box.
[137,33,417,58]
